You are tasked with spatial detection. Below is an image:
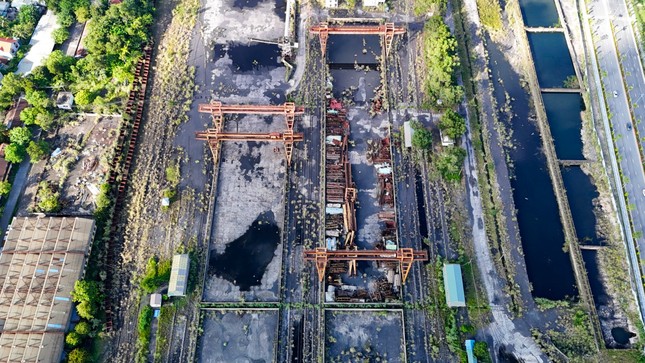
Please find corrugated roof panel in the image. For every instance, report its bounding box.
[443,263,466,307]
[168,254,190,296]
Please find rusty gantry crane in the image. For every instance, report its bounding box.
[304,247,428,284]
[309,22,406,56]
[196,101,305,165]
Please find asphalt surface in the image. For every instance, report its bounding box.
[587,0,645,316]
[0,159,30,240]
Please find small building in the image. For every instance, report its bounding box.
[443,263,466,307]
[4,98,27,128]
[465,340,477,363]
[440,129,455,147]
[168,254,189,297]
[0,37,18,61]
[403,121,414,148]
[56,91,74,110]
[10,0,42,9]
[363,0,385,6]
[150,293,162,308]
[161,197,170,207]
[325,0,338,7]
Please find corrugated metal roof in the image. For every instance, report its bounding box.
[168,254,189,296]
[443,263,466,307]
[465,339,477,363]
[403,121,414,148]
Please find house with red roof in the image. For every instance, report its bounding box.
[0,37,19,61]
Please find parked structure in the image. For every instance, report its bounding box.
[443,263,466,307]
[0,217,95,363]
[168,254,189,297]
[0,37,18,61]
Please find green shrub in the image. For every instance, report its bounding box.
[4,143,26,163]
[26,140,50,162]
[436,147,467,182]
[0,181,11,196]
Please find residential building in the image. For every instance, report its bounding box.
[0,37,18,61]
[56,91,74,110]
[443,263,466,307]
[0,217,96,363]
[4,98,27,128]
[168,254,190,297]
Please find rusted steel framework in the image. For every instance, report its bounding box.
[310,22,406,56]
[197,101,305,165]
[304,247,428,283]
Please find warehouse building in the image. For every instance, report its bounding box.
[443,263,466,307]
[0,216,95,362]
[168,254,189,297]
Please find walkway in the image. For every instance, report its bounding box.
[0,159,31,243]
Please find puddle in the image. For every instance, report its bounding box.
[611,327,636,347]
[208,211,280,291]
[327,34,381,65]
[226,43,281,72]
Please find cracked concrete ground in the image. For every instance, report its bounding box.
[325,310,405,363]
[197,309,279,363]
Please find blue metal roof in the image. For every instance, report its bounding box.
[465,340,477,363]
[443,263,466,307]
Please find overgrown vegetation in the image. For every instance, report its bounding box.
[36,181,60,212]
[438,109,466,140]
[436,146,467,182]
[413,0,445,16]
[141,256,171,294]
[421,16,463,110]
[410,120,433,150]
[474,0,502,31]
[136,305,153,363]
[563,75,579,89]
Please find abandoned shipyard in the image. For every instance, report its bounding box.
[1,0,645,362]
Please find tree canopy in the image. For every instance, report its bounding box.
[8,126,32,146]
[422,16,463,109]
[4,143,26,163]
[438,110,466,141]
[26,140,50,162]
[0,181,11,196]
[436,147,467,182]
[410,120,433,150]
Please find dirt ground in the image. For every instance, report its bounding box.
[325,309,405,363]
[197,309,279,363]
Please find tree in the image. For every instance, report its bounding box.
[74,89,97,106]
[422,16,463,109]
[45,50,75,76]
[8,126,32,146]
[474,341,490,360]
[67,348,90,363]
[75,300,95,320]
[36,181,60,212]
[436,147,466,182]
[52,27,70,44]
[20,107,39,125]
[411,121,432,150]
[4,143,26,163]
[71,280,100,303]
[438,110,466,141]
[0,181,11,196]
[35,110,55,130]
[25,90,51,109]
[26,140,50,162]
[65,331,82,347]
[74,321,91,336]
